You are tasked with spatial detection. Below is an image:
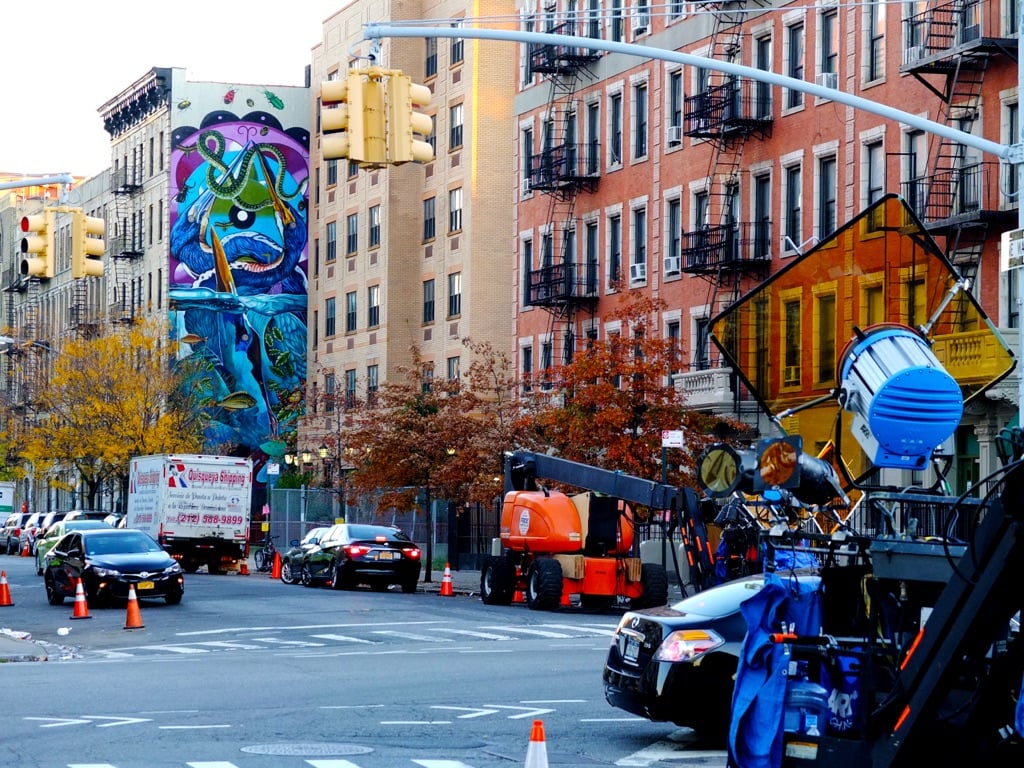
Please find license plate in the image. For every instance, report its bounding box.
[624,634,640,664]
[137,581,155,590]
[376,551,395,560]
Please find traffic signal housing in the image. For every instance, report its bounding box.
[320,69,387,165]
[71,210,105,278]
[20,210,56,279]
[387,73,434,164]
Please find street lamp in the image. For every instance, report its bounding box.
[301,450,312,465]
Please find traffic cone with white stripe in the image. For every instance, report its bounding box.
[524,719,549,768]
[70,578,91,620]
[439,562,454,597]
[124,584,144,630]
[0,570,13,607]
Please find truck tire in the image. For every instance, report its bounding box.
[632,562,669,609]
[526,558,563,611]
[480,555,515,605]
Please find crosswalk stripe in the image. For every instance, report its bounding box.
[305,761,363,768]
[187,763,240,768]
[539,623,614,636]
[480,626,573,638]
[134,645,210,654]
[310,633,376,644]
[68,764,118,768]
[431,628,513,640]
[192,641,265,650]
[413,761,477,768]
[372,630,453,642]
[248,637,326,647]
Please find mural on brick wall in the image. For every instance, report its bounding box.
[168,82,309,480]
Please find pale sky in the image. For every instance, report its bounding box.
[1,0,347,178]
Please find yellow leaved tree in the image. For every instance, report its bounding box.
[15,318,206,510]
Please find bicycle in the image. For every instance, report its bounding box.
[253,535,278,572]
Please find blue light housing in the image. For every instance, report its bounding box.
[838,325,962,469]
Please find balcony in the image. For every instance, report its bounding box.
[111,167,141,195]
[900,163,1015,230]
[900,2,1016,76]
[528,144,600,194]
[680,221,772,276]
[684,78,772,141]
[525,262,600,308]
[529,20,601,75]
[110,233,144,258]
[672,366,735,411]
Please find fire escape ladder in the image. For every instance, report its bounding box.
[110,165,143,323]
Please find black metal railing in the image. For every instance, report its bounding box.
[528,143,601,190]
[525,261,600,307]
[684,78,772,140]
[528,20,602,74]
[681,221,772,274]
[900,162,1004,224]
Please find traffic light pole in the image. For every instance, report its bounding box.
[363,21,1024,419]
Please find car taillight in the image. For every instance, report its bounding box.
[402,547,421,559]
[346,544,371,556]
[654,629,725,662]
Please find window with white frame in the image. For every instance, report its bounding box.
[449,187,463,233]
[325,297,336,337]
[631,204,647,282]
[820,8,838,79]
[447,356,460,382]
[784,163,803,249]
[608,212,622,286]
[609,91,623,165]
[785,22,805,109]
[610,0,625,42]
[425,38,438,78]
[326,221,337,262]
[345,291,357,333]
[423,278,435,323]
[522,237,533,305]
[450,103,464,149]
[668,70,683,144]
[447,271,462,317]
[423,196,436,241]
[866,2,885,82]
[451,20,464,64]
[817,154,837,239]
[369,205,380,248]
[346,212,358,255]
[632,80,648,159]
[521,344,534,391]
[666,197,682,273]
[367,285,380,328]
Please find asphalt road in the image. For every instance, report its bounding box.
[0,554,726,768]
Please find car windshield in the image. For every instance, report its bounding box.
[347,524,411,543]
[85,533,163,556]
[669,578,768,616]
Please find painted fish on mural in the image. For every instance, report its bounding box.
[218,391,259,410]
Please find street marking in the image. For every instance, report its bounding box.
[310,633,376,644]
[88,716,153,727]
[69,764,118,768]
[372,630,453,642]
[129,645,210,654]
[159,724,232,730]
[25,717,92,727]
[431,705,500,719]
[616,740,727,767]
[175,620,445,636]
[414,761,477,768]
[480,626,573,638]
[192,641,265,650]
[381,720,452,725]
[432,628,514,640]
[306,761,364,768]
[249,637,326,647]
[187,763,242,768]
[484,704,555,719]
[541,623,615,636]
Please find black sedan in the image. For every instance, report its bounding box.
[301,523,421,593]
[604,573,801,744]
[279,526,330,584]
[43,528,185,606]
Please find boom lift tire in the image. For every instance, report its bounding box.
[631,562,670,609]
[526,557,563,611]
[480,555,516,605]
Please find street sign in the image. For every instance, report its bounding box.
[661,430,684,448]
[1000,228,1024,271]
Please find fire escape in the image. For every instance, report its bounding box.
[523,14,602,369]
[109,165,145,323]
[680,2,772,410]
[899,0,1017,297]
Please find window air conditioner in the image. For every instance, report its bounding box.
[903,46,924,65]
[631,13,650,35]
[663,255,681,274]
[521,178,532,195]
[816,72,838,90]
[666,125,682,144]
[629,262,648,282]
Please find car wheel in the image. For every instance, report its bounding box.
[480,555,516,605]
[254,550,268,572]
[165,590,183,605]
[35,553,43,576]
[329,560,346,590]
[5,538,13,556]
[686,659,737,746]
[370,581,389,592]
[300,562,314,587]
[401,578,418,594]
[44,572,64,605]
[526,558,563,611]
[631,563,670,609]
[280,559,295,584]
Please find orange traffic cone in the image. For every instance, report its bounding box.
[70,578,91,620]
[239,558,249,576]
[0,570,13,607]
[513,588,525,604]
[124,584,144,630]
[20,538,30,557]
[271,551,282,580]
[524,719,549,768]
[439,563,454,597]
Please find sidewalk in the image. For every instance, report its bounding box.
[0,628,49,662]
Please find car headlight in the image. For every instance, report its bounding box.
[166,562,184,575]
[92,567,122,578]
[654,629,725,662]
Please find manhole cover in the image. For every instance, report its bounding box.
[241,743,374,757]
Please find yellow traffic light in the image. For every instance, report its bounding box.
[387,73,434,164]
[320,69,387,166]
[71,210,105,278]
[20,210,56,279]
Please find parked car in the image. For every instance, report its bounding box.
[603,572,819,744]
[301,523,421,593]
[34,519,112,574]
[64,510,111,523]
[42,528,184,606]
[2,511,33,555]
[36,510,72,540]
[280,526,330,585]
[19,512,46,556]
[103,513,126,528]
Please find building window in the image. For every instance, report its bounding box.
[347,160,359,179]
[369,205,381,248]
[866,2,885,82]
[784,164,802,249]
[667,320,681,374]
[367,365,379,405]
[449,187,463,233]
[522,126,534,189]
[447,356,460,382]
[423,197,436,241]
[421,362,435,393]
[786,23,805,109]
[784,298,802,385]
[866,141,884,229]
[821,9,838,77]
[345,369,357,408]
[666,198,681,273]
[1005,102,1020,202]
[447,272,462,317]
[327,158,338,186]
[668,70,683,143]
[522,238,534,304]
[541,230,554,268]
[325,297,336,337]
[449,103,464,150]
[631,206,647,279]
[324,372,336,412]
[426,38,438,78]
[346,212,358,255]
[326,221,337,262]
[522,345,534,391]
[1008,265,1019,328]
[816,292,836,383]
[694,317,710,370]
[609,213,622,286]
[609,92,623,165]
[367,285,380,328]
[428,115,437,156]
[423,279,435,323]
[817,155,837,239]
[585,221,599,293]
[451,21,464,64]
[587,102,600,174]
[345,291,357,333]
[611,0,624,42]
[633,81,648,159]
[541,340,554,389]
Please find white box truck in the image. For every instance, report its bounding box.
[126,454,253,574]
